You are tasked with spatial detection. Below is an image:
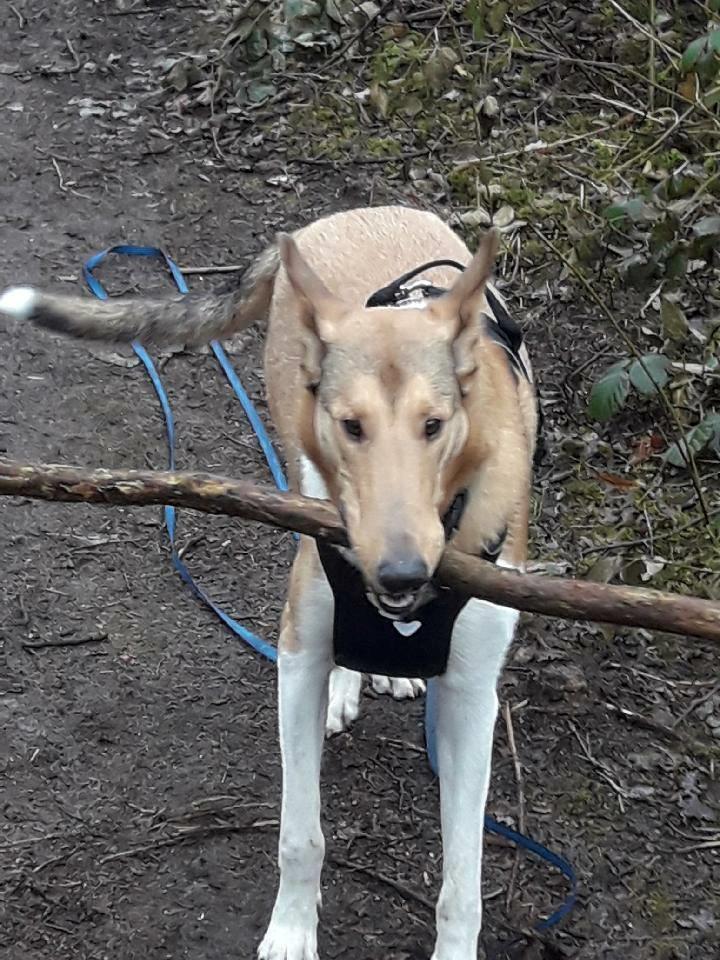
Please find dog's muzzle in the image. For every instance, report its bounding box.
[367,583,435,620]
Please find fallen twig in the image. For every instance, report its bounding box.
[330,855,435,912]
[1,458,720,641]
[22,632,108,651]
[603,701,708,752]
[9,3,25,28]
[100,818,277,864]
[42,37,83,76]
[179,263,246,275]
[672,679,720,730]
[503,700,526,909]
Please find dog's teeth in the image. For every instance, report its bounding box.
[380,593,413,608]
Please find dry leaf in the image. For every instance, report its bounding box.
[596,471,637,490]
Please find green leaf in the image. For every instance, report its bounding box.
[682,36,706,73]
[465,0,485,40]
[629,354,670,395]
[655,173,698,201]
[681,32,720,87]
[664,414,720,467]
[588,362,631,421]
[604,197,653,223]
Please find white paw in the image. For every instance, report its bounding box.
[258,922,318,960]
[325,666,361,736]
[371,675,426,699]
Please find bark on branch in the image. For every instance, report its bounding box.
[1,458,719,642]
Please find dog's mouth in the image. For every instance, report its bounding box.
[367,588,429,620]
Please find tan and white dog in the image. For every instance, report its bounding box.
[0,205,537,960]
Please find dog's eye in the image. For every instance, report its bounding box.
[424,418,443,439]
[342,419,364,441]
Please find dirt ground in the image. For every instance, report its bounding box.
[1,3,718,959]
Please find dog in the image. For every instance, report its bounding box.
[0,205,537,960]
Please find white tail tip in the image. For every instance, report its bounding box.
[0,286,38,319]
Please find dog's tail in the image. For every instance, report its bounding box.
[0,245,280,347]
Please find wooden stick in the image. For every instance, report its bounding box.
[1,458,719,642]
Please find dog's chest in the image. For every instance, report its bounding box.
[317,541,466,679]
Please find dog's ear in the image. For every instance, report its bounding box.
[277,233,344,389]
[434,229,499,386]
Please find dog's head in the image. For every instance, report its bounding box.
[279,230,498,618]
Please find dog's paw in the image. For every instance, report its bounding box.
[258,922,318,960]
[325,666,361,736]
[371,675,426,699]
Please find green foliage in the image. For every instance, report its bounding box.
[604,198,654,223]
[370,34,468,117]
[588,361,631,421]
[588,355,670,420]
[466,0,509,39]
[628,354,670,395]
[601,183,720,291]
[681,29,720,88]
[665,414,720,467]
[192,1,720,488]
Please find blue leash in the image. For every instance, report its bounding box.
[83,244,576,934]
[83,245,279,661]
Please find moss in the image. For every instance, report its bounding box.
[654,148,689,172]
[448,167,481,205]
[597,1,618,26]
[564,478,606,503]
[644,888,676,934]
[365,136,402,158]
[592,139,620,169]
[522,238,546,261]
[561,783,596,816]
[371,34,425,86]
[515,65,538,92]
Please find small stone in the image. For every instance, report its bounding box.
[459,208,491,228]
[493,204,515,229]
[477,94,500,118]
[544,661,588,694]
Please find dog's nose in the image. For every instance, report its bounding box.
[377,555,429,594]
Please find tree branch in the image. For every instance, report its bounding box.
[1,458,719,643]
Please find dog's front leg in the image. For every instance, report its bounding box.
[259,547,333,960]
[431,599,518,960]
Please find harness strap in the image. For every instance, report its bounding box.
[365,258,466,307]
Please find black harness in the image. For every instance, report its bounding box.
[318,259,530,680]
